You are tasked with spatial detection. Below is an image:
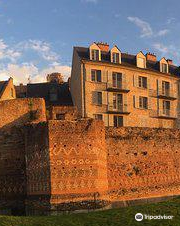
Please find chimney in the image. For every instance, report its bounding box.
[167,59,173,65]
[96,42,109,52]
[146,52,157,62]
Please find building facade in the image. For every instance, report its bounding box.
[71,42,180,128]
[0,77,16,101]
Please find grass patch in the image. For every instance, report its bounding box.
[0,197,180,226]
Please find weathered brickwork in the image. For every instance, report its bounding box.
[1,98,180,215]
[106,127,180,202]
[0,98,46,130]
[0,98,46,215]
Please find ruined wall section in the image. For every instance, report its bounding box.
[0,127,26,215]
[0,98,46,215]
[48,119,109,210]
[25,123,51,215]
[106,127,180,202]
[0,98,46,130]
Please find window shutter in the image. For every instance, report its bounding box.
[133,74,138,87]
[147,77,151,90]
[101,70,107,83]
[86,68,91,81]
[92,91,97,104]
[108,92,113,109]
[103,114,108,126]
[123,94,128,112]
[133,95,139,108]
[148,97,152,110]
[122,73,126,89]
[108,71,113,85]
[102,91,107,105]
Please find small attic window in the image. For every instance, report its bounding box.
[111,46,121,64]
[136,52,146,69]
[112,53,120,63]
[91,49,100,61]
[160,58,169,73]
[161,63,168,73]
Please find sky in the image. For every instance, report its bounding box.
[0,0,180,84]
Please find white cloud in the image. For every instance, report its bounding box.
[0,39,21,62]
[81,0,97,3]
[127,16,169,38]
[152,42,180,63]
[167,17,175,25]
[152,43,170,54]
[0,63,71,85]
[17,39,59,62]
[127,16,153,37]
[156,29,169,37]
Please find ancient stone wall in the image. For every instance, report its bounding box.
[48,119,108,211]
[25,123,51,215]
[106,127,180,202]
[0,98,46,215]
[0,98,46,130]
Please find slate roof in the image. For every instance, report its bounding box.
[27,82,73,106]
[74,47,180,77]
[0,81,8,98]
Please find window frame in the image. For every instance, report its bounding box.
[91,49,100,61]
[112,52,120,64]
[139,96,148,109]
[91,69,102,82]
[138,76,147,89]
[97,92,102,105]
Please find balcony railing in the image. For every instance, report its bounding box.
[106,83,130,93]
[149,89,177,100]
[149,109,177,119]
[107,104,130,114]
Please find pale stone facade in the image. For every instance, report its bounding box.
[71,42,179,128]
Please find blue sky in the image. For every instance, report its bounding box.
[0,0,180,84]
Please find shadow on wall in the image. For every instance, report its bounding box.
[0,112,39,131]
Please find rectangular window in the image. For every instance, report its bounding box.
[112,53,120,63]
[91,49,99,61]
[94,114,103,120]
[114,116,123,127]
[139,96,148,109]
[162,63,168,73]
[162,81,170,96]
[112,72,122,88]
[97,92,102,105]
[163,100,170,115]
[138,76,147,88]
[113,93,123,110]
[91,70,101,82]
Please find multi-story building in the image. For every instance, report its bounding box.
[70,42,180,128]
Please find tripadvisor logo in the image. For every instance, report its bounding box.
[135,213,143,221]
[135,213,174,221]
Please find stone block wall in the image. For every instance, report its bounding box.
[106,127,180,202]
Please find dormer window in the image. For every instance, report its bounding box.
[136,52,146,69]
[89,43,101,61]
[162,63,168,73]
[111,46,121,64]
[91,49,100,61]
[112,53,120,63]
[160,58,168,73]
